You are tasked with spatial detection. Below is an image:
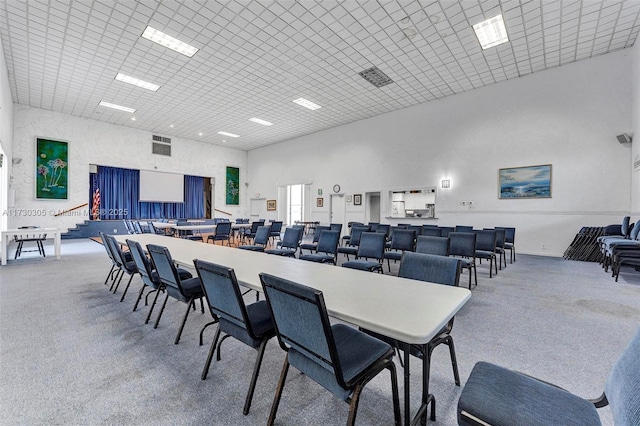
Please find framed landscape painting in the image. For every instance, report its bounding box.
[499,164,552,199]
[36,138,68,199]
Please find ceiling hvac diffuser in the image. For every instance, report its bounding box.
[358,66,394,88]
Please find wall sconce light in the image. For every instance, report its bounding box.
[441,179,451,188]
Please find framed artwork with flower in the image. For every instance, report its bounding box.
[226,166,240,205]
[36,138,68,199]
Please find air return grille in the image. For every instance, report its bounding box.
[152,135,171,156]
[358,66,394,88]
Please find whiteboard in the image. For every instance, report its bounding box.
[139,170,184,202]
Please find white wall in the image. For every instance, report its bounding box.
[248,50,633,257]
[0,35,13,230]
[10,106,248,231]
[632,40,640,215]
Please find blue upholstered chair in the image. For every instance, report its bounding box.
[457,327,640,426]
[259,273,401,426]
[455,225,473,232]
[269,220,283,244]
[265,226,304,257]
[440,226,455,237]
[99,232,122,288]
[329,223,343,234]
[126,239,192,322]
[341,221,365,246]
[601,221,640,272]
[485,227,507,269]
[449,232,477,289]
[147,244,205,344]
[337,225,368,261]
[242,220,265,243]
[342,232,386,273]
[474,229,498,277]
[397,253,462,387]
[238,225,271,252]
[496,226,517,263]
[415,235,450,256]
[421,226,442,237]
[299,230,341,265]
[104,234,138,303]
[207,221,232,246]
[383,228,415,272]
[194,260,276,415]
[300,225,330,253]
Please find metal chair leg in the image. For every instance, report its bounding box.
[132,283,147,311]
[243,338,269,415]
[267,355,290,426]
[199,320,219,346]
[119,273,135,302]
[153,293,170,329]
[201,327,222,380]
[174,297,195,344]
[145,288,162,324]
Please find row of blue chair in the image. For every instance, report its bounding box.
[599,217,640,281]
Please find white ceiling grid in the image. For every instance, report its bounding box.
[0,0,639,151]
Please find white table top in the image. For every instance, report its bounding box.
[115,233,471,345]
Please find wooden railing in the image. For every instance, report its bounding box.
[214,208,232,216]
[54,203,88,217]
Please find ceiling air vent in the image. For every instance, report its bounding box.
[152,135,171,156]
[358,66,394,88]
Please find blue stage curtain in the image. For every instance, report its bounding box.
[95,166,204,220]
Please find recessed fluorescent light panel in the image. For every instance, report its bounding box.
[99,101,136,113]
[473,14,509,50]
[218,131,239,138]
[141,26,199,57]
[293,98,322,110]
[115,73,160,91]
[249,117,273,126]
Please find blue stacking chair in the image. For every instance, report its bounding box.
[383,228,415,272]
[415,235,449,256]
[238,225,271,252]
[300,225,330,254]
[265,226,304,257]
[194,260,276,415]
[342,232,386,273]
[458,327,640,426]
[299,230,341,265]
[259,273,401,426]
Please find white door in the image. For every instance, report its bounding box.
[250,198,266,221]
[330,194,345,235]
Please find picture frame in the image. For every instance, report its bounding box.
[317,197,323,207]
[267,199,276,211]
[346,195,352,203]
[36,137,68,200]
[354,194,362,205]
[225,166,240,205]
[499,164,552,199]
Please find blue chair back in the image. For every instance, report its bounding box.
[399,252,461,286]
[194,260,259,338]
[375,224,391,237]
[147,244,188,302]
[421,227,442,237]
[253,226,271,246]
[260,273,346,388]
[316,230,340,255]
[280,227,303,250]
[126,239,158,289]
[455,225,473,232]
[329,223,343,234]
[99,232,118,266]
[348,225,369,246]
[475,229,497,252]
[389,229,415,251]
[270,221,283,235]
[214,221,232,238]
[312,226,331,243]
[449,232,476,258]
[440,226,455,237]
[105,234,127,268]
[497,227,516,244]
[416,236,450,256]
[356,232,386,260]
[605,327,640,425]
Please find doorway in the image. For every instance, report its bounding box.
[330,194,345,235]
[366,192,381,223]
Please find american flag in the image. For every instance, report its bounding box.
[91,188,100,220]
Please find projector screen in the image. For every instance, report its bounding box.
[139,170,184,203]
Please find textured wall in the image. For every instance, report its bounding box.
[248,50,633,257]
[10,106,248,231]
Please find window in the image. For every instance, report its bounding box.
[287,184,304,225]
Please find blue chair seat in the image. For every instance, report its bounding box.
[151,268,192,283]
[458,361,602,426]
[299,243,318,251]
[288,323,392,401]
[299,253,335,263]
[475,250,494,258]
[342,259,382,272]
[181,277,205,297]
[337,246,357,256]
[219,301,275,348]
[264,248,296,257]
[238,245,266,252]
[383,251,402,261]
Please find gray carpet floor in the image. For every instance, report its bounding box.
[1,238,639,425]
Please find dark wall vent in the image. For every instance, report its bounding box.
[152,142,171,156]
[358,66,394,88]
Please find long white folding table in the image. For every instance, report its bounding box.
[115,233,471,425]
[1,227,61,265]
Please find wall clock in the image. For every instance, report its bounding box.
[333,184,341,193]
